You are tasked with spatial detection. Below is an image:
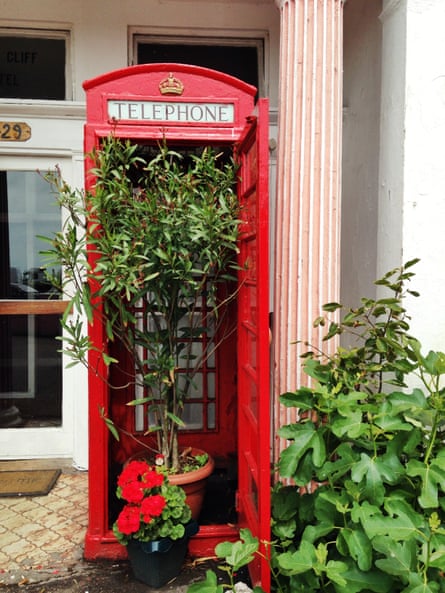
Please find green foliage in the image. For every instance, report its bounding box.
[272,260,445,593]
[187,529,267,593]
[41,137,241,471]
[186,262,444,593]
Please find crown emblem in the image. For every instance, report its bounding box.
[159,73,184,96]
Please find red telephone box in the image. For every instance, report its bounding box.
[82,64,270,590]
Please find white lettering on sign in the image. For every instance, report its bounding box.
[108,100,235,124]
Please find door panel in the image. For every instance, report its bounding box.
[236,98,270,590]
[0,159,72,458]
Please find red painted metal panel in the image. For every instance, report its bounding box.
[236,99,270,591]
[83,63,256,144]
[83,64,259,561]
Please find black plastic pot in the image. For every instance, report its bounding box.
[126,521,199,587]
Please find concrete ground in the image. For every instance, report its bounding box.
[0,459,213,592]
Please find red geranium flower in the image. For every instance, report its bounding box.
[116,504,141,535]
[141,468,164,489]
[141,494,166,521]
[120,480,145,503]
[117,460,150,487]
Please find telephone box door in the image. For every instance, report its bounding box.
[237,98,270,590]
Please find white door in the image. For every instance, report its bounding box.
[0,155,86,461]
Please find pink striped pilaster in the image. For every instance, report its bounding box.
[273,0,344,461]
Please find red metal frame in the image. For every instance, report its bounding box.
[82,65,269,586]
[107,289,238,467]
[236,99,271,590]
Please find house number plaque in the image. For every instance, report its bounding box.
[0,121,31,141]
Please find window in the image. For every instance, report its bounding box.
[134,35,264,96]
[0,30,69,100]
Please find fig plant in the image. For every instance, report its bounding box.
[189,261,445,593]
[272,260,445,593]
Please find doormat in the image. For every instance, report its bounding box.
[0,469,61,497]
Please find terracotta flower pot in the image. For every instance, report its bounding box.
[168,448,215,520]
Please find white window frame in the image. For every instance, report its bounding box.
[0,26,73,101]
[128,26,268,97]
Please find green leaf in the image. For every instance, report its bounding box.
[318,443,358,482]
[375,450,405,485]
[384,496,425,530]
[334,564,393,593]
[356,501,418,541]
[404,582,440,593]
[406,458,445,508]
[272,519,298,540]
[429,536,445,569]
[102,353,118,366]
[331,410,366,439]
[280,388,314,410]
[104,417,119,441]
[301,522,335,544]
[373,537,416,579]
[387,389,427,414]
[186,570,223,593]
[339,527,373,571]
[278,423,326,481]
[322,302,342,312]
[276,540,316,575]
[422,350,445,376]
[215,528,259,572]
[271,485,299,521]
[325,560,348,586]
[351,453,385,504]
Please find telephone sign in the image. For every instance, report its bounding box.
[108,99,235,124]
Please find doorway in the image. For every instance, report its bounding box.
[96,142,239,527]
[0,158,72,458]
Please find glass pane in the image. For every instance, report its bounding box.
[137,42,259,90]
[181,403,203,430]
[178,373,202,399]
[0,171,60,299]
[208,373,215,399]
[0,36,66,100]
[208,402,215,429]
[0,315,62,427]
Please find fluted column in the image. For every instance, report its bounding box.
[273,0,344,459]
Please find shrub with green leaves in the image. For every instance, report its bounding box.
[40,137,241,471]
[272,260,445,593]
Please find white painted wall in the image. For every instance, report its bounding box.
[1,0,280,108]
[379,0,445,353]
[341,0,382,307]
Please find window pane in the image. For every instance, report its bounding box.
[0,171,60,299]
[0,36,66,100]
[137,42,259,90]
[0,314,62,426]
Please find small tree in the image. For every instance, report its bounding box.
[42,137,242,471]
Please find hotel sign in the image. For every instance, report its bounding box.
[108,100,235,124]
